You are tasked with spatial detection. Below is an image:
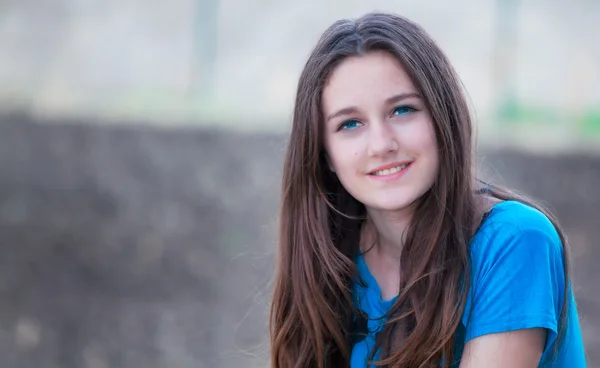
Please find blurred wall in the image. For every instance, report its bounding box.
[1,0,599,148]
[0,113,598,367]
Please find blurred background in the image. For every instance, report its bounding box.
[0,0,598,367]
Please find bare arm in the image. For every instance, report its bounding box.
[459,328,546,368]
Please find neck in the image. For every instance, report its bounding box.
[359,207,414,300]
[362,206,413,260]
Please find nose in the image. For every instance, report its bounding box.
[367,121,398,157]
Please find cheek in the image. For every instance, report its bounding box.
[325,138,357,168]
[422,124,440,175]
[410,118,438,154]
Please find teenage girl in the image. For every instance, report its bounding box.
[269,12,586,368]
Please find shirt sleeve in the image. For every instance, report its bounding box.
[462,220,566,350]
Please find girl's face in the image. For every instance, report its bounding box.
[322,50,439,214]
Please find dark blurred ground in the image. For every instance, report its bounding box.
[0,112,598,367]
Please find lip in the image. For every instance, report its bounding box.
[367,161,413,175]
[367,161,413,182]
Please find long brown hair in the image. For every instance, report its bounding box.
[269,12,570,368]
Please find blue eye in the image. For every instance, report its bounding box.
[392,105,416,116]
[338,119,362,131]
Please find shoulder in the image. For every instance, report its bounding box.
[477,200,560,238]
[470,200,563,261]
[468,200,566,289]
[461,201,578,362]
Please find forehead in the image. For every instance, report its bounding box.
[322,51,418,113]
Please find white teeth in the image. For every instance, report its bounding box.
[372,163,409,176]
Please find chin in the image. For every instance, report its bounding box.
[344,183,432,213]
[362,197,419,213]
[357,188,430,213]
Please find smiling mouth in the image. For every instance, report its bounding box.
[369,163,410,176]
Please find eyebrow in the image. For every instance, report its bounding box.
[325,92,422,122]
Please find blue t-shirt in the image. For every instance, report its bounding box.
[351,200,586,367]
